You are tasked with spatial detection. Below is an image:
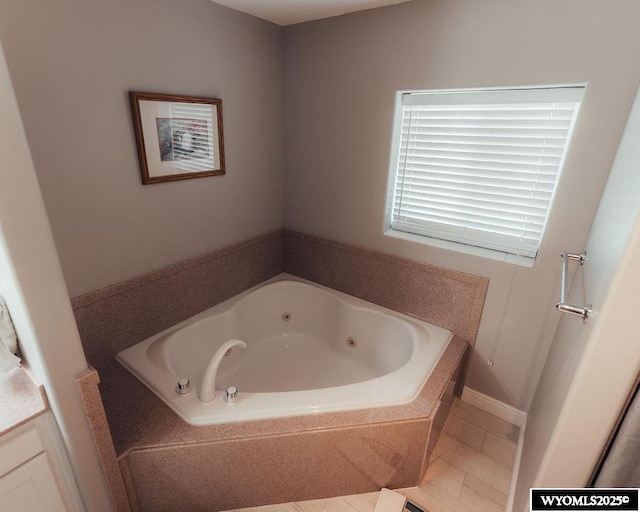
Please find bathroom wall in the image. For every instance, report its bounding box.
[0,0,284,297]
[513,88,640,509]
[283,0,640,410]
[4,0,640,413]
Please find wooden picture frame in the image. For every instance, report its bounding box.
[129,91,225,185]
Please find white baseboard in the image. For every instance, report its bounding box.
[461,387,527,427]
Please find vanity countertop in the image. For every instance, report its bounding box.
[0,365,48,436]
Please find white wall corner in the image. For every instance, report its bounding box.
[0,39,112,511]
[506,415,528,512]
[461,386,527,427]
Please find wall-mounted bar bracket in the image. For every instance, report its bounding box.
[556,251,591,322]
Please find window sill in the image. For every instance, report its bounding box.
[384,229,535,268]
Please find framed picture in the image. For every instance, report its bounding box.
[129,91,225,185]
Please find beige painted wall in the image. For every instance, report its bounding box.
[0,0,284,297]
[283,0,640,410]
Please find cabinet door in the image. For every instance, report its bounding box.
[0,452,66,512]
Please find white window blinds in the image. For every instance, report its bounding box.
[389,86,584,259]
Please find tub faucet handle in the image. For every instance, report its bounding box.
[225,386,238,406]
[177,378,191,396]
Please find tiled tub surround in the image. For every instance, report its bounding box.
[72,231,284,375]
[283,230,488,344]
[105,337,467,511]
[71,229,488,511]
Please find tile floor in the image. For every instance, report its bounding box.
[225,399,520,512]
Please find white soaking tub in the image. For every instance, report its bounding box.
[116,274,453,425]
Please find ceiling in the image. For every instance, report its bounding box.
[210,0,411,26]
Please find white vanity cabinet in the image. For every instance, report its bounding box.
[0,414,76,512]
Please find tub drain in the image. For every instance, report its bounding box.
[282,312,291,321]
[346,337,357,347]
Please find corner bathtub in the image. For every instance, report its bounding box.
[116,274,453,426]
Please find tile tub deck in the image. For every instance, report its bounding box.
[97,336,468,511]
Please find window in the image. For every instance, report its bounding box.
[386,86,585,261]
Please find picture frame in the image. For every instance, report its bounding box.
[129,91,225,185]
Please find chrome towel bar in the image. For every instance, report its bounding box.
[556,251,591,322]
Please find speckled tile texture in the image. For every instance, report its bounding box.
[115,340,466,511]
[0,365,48,436]
[128,419,430,512]
[118,458,140,512]
[72,231,283,374]
[423,350,463,477]
[283,230,488,344]
[75,368,131,512]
